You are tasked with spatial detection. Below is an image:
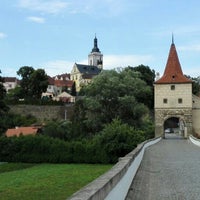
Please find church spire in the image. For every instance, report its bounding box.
[155,39,192,84]
[172,33,174,44]
[91,35,100,53]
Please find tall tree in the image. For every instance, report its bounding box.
[70,81,77,96]
[74,69,152,133]
[30,69,48,99]
[126,65,155,109]
[17,66,34,97]
[0,70,9,114]
[17,66,48,99]
[185,75,200,96]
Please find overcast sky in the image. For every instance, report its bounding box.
[1,0,200,77]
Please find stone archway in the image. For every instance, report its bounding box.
[163,117,185,139]
[155,108,192,138]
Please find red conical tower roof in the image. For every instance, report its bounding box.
[155,41,192,84]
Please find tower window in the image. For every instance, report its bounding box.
[163,98,168,104]
[178,98,183,104]
[171,85,175,90]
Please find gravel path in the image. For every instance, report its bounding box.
[125,138,200,200]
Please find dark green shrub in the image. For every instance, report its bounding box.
[96,119,146,163]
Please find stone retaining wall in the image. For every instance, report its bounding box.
[67,137,161,200]
[9,104,73,121]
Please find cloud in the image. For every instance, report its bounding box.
[27,16,45,23]
[17,0,140,18]
[41,54,154,76]
[68,0,135,17]
[18,0,69,14]
[0,32,7,39]
[178,44,200,52]
[41,60,75,76]
[103,54,154,69]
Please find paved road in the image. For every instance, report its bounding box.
[126,137,200,200]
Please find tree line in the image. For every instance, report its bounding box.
[0,65,200,164]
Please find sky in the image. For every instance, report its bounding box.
[1,0,200,78]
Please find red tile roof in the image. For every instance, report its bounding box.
[5,127,39,137]
[48,76,55,85]
[3,77,18,83]
[155,43,192,84]
[54,80,74,87]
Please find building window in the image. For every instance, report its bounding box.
[171,85,175,90]
[178,98,183,104]
[163,98,168,104]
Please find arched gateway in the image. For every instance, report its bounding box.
[154,39,193,138]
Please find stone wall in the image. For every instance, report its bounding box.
[192,95,200,136]
[155,108,193,138]
[9,104,74,122]
[154,83,192,108]
[68,137,161,200]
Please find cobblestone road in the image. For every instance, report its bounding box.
[125,137,200,200]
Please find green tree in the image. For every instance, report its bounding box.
[74,69,152,134]
[0,70,9,114]
[30,69,48,99]
[17,66,34,97]
[42,120,73,141]
[97,119,146,163]
[17,66,48,99]
[126,65,155,109]
[5,86,23,102]
[70,82,77,96]
[186,75,200,96]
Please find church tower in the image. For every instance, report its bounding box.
[154,38,193,138]
[88,35,103,69]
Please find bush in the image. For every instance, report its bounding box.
[0,113,37,136]
[41,120,73,141]
[96,119,146,163]
[0,119,151,164]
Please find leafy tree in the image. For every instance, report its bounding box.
[0,113,37,136]
[29,69,48,99]
[186,75,200,96]
[5,86,23,102]
[42,120,73,141]
[70,81,77,96]
[0,70,9,114]
[128,65,155,87]
[17,66,34,97]
[126,65,155,109]
[74,69,152,134]
[97,119,146,163]
[17,66,48,99]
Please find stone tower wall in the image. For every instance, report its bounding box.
[154,83,192,137]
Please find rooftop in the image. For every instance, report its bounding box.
[155,42,192,84]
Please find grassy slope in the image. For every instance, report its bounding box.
[0,163,112,200]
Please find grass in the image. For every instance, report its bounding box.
[0,163,112,200]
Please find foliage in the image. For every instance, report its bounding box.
[70,81,77,96]
[17,66,48,99]
[17,66,34,96]
[30,69,49,98]
[0,70,9,114]
[0,113,37,136]
[126,65,155,109]
[75,68,152,134]
[186,75,200,96]
[0,163,111,200]
[0,117,154,164]
[41,120,73,141]
[96,119,146,163]
[5,86,24,102]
